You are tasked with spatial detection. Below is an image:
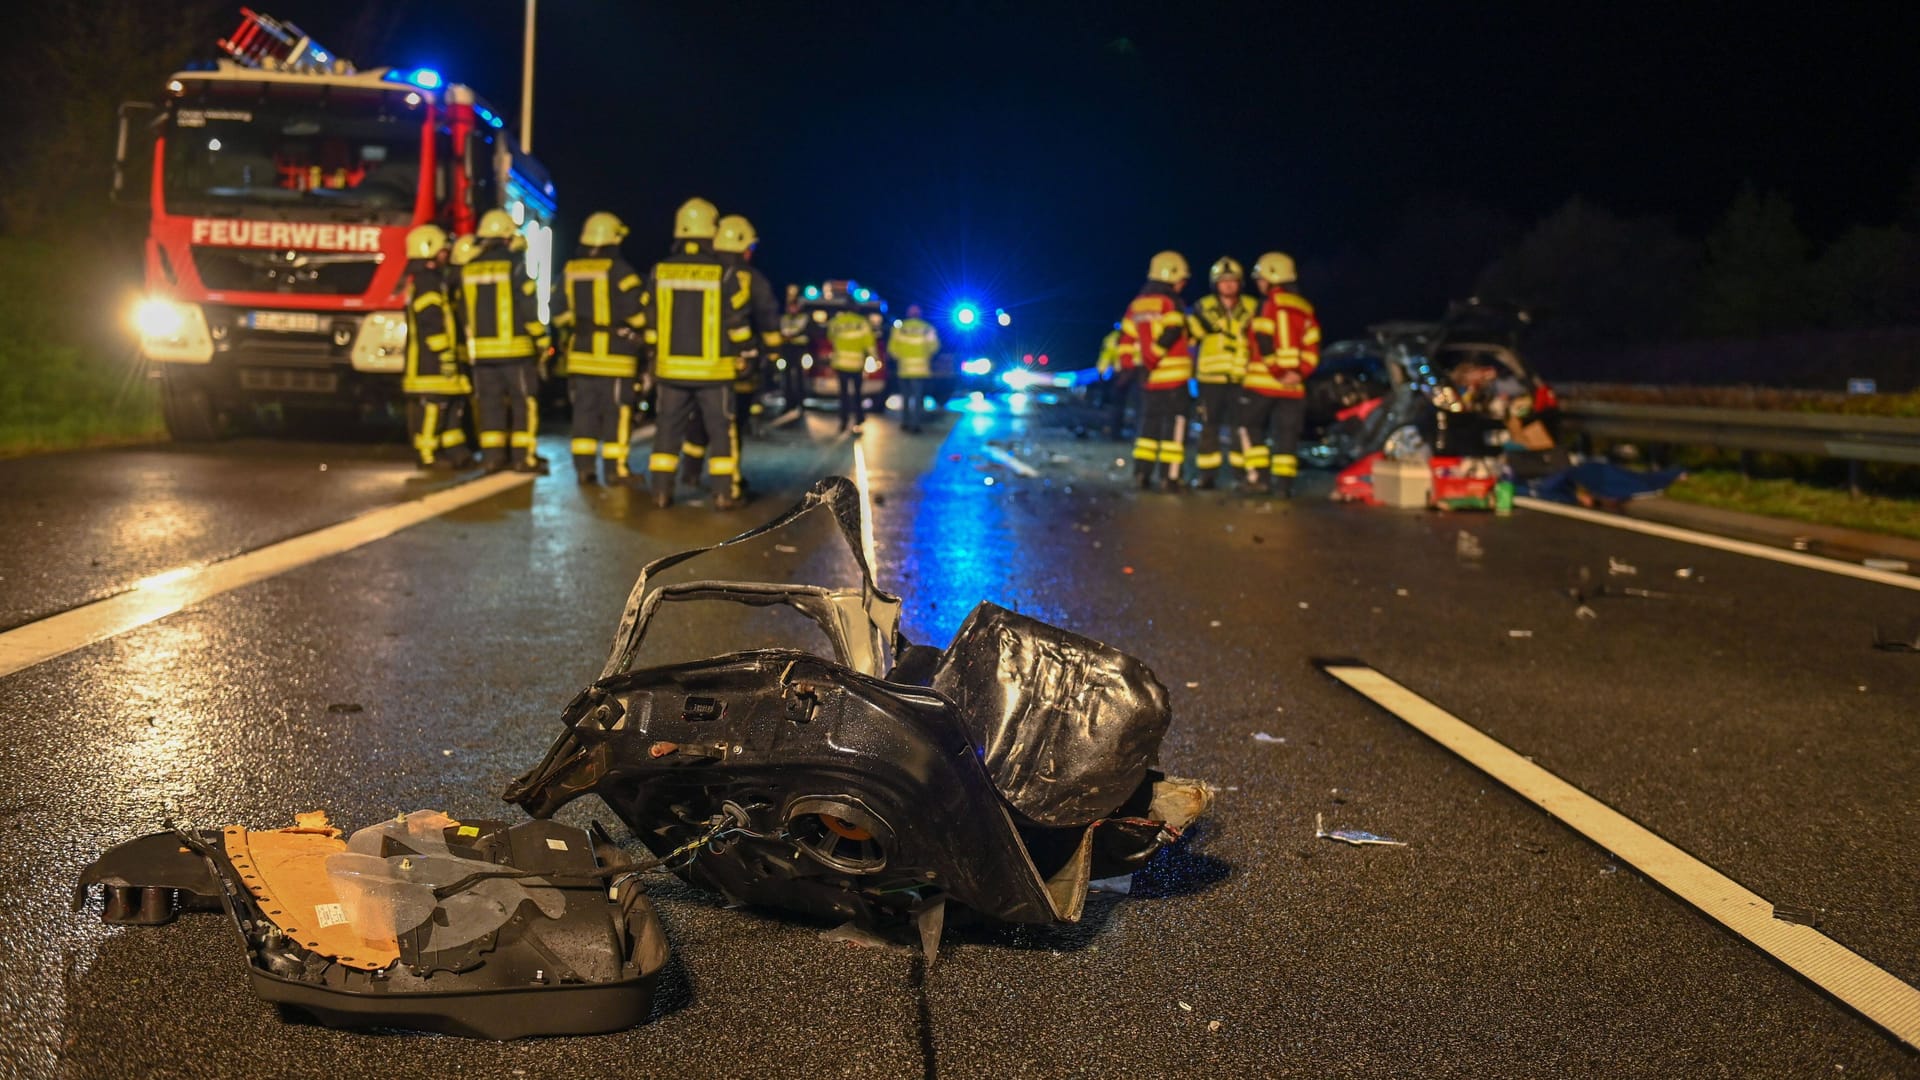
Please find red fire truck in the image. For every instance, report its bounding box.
[117,9,558,439]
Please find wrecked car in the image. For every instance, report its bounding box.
[507,476,1211,958]
[76,476,1209,1038]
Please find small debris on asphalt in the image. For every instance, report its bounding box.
[1575,605,1598,620]
[1315,812,1407,847]
[773,544,799,554]
[1514,841,1548,855]
[1772,903,1823,928]
[1252,732,1286,744]
[1508,629,1534,638]
[326,703,364,714]
[1871,620,1920,652]
[1674,567,1695,579]
[1209,619,1222,627]
[1184,681,1201,689]
[1791,537,1812,551]
[1395,587,1409,597]
[318,463,328,472]
[1297,601,1309,609]
[1455,531,1484,559]
[1122,566,1134,574]
[1208,1019,1224,1033]
[1608,557,1637,576]
[1179,1001,1193,1012]
[441,749,453,757]
[1088,874,1134,895]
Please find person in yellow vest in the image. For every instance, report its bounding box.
[1242,251,1321,496]
[640,198,755,510]
[554,212,645,485]
[399,225,474,469]
[826,309,876,434]
[460,209,549,474]
[1187,256,1257,489]
[1118,251,1194,491]
[887,304,941,433]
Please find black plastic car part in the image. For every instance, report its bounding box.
[75,814,669,1039]
[507,477,1211,955]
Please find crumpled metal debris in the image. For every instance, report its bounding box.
[1314,812,1408,847]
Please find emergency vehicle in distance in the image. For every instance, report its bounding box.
[118,9,558,440]
[788,280,889,407]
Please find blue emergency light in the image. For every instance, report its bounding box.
[384,67,443,90]
[952,302,979,329]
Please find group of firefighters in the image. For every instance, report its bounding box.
[1101,251,1321,496]
[397,197,788,510]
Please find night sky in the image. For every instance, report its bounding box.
[190,1,1920,352]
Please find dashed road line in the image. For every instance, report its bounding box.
[1322,660,1920,1051]
[0,472,532,679]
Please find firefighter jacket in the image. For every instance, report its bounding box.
[827,311,875,374]
[887,317,941,379]
[460,242,548,363]
[401,261,470,395]
[722,255,782,392]
[1118,281,1192,390]
[1246,290,1321,398]
[556,246,645,378]
[1189,293,1257,385]
[641,240,754,383]
[1096,329,1121,376]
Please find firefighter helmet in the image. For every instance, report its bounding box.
[476,209,518,240]
[1147,251,1190,284]
[674,197,719,239]
[715,214,758,254]
[1253,251,1297,286]
[449,234,482,267]
[580,211,628,247]
[405,224,448,260]
[1208,256,1243,286]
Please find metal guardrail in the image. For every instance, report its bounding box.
[1559,400,1920,466]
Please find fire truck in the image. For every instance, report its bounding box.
[117,9,558,440]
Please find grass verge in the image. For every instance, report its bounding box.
[1665,471,1920,542]
[0,237,162,458]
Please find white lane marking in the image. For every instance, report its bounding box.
[982,445,1040,477]
[0,472,532,679]
[851,440,879,571]
[1322,662,1920,1050]
[1516,495,1920,592]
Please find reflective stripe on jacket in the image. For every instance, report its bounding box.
[1246,291,1320,398]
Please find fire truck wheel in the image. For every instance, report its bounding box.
[160,380,221,442]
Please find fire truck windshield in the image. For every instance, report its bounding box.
[162,81,423,221]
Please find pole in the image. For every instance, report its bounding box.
[519,0,536,151]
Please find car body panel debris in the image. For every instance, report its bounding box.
[75,811,668,1039]
[507,477,1211,955]
[1315,812,1408,847]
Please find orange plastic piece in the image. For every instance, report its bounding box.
[222,817,398,972]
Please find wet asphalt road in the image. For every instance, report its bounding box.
[1,400,1917,1078]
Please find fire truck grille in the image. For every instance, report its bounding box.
[238,368,340,394]
[192,249,382,295]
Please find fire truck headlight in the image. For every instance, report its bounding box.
[349,311,409,373]
[133,298,214,364]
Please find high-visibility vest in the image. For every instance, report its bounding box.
[1189,293,1256,384]
[827,312,875,373]
[887,317,940,378]
[1246,291,1320,398]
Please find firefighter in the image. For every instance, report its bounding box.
[399,225,473,469]
[1187,256,1256,488]
[554,212,645,485]
[1119,251,1194,491]
[461,209,549,474]
[682,214,782,476]
[826,308,876,434]
[887,304,941,433]
[1240,251,1320,496]
[641,197,754,510]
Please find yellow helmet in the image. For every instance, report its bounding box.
[715,214,758,254]
[1253,251,1297,286]
[580,211,628,248]
[405,224,448,260]
[1147,250,1190,284]
[476,208,518,240]
[674,197,719,239]
[1208,256,1243,286]
[449,234,482,266]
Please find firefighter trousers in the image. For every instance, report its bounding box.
[683,379,754,478]
[568,375,635,480]
[651,382,737,496]
[836,370,866,428]
[474,360,540,469]
[1193,381,1237,475]
[1133,385,1191,483]
[1234,391,1306,489]
[406,394,470,467]
[1105,367,1142,438]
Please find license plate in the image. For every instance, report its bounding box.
[247,311,322,333]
